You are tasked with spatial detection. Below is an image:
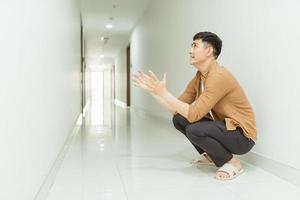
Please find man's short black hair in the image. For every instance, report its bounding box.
[193,32,222,59]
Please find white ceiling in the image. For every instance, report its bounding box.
[81,0,150,69]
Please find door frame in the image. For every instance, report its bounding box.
[126,44,131,107]
[80,15,87,115]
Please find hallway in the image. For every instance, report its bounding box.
[45,72,300,199]
[2,0,300,199]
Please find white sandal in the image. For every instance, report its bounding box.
[214,163,244,180]
[190,153,215,166]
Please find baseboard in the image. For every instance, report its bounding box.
[82,100,89,118]
[114,99,128,109]
[34,113,83,200]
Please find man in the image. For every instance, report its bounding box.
[132,32,256,181]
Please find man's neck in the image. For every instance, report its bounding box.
[195,58,217,75]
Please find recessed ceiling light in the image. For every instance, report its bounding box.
[105,24,113,29]
[100,37,104,41]
[100,55,104,58]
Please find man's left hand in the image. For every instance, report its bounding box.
[132,70,168,96]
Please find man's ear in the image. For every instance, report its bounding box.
[206,46,214,57]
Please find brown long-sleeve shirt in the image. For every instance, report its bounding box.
[177,63,257,141]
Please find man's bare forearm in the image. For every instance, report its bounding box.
[151,93,176,115]
[160,91,189,118]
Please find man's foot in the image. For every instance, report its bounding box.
[204,153,213,162]
[215,157,243,180]
[190,153,214,165]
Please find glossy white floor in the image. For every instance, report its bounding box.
[45,73,300,200]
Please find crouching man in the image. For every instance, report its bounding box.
[132,31,256,181]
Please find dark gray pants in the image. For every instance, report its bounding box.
[172,113,255,167]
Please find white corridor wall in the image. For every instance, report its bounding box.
[0,0,81,199]
[116,0,300,169]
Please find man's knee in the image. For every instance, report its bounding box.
[172,113,183,127]
[186,125,196,140]
[186,123,207,139]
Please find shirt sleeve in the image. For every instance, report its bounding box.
[172,77,197,116]
[187,74,233,123]
[177,76,197,104]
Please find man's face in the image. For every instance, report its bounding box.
[189,39,211,65]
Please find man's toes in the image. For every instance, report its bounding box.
[219,174,225,179]
[222,174,228,179]
[216,173,222,179]
[216,172,229,180]
[222,173,229,179]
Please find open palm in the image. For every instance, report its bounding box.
[132,70,167,96]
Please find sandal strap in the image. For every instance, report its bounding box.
[217,163,240,177]
[203,153,213,162]
[191,153,213,163]
[191,153,206,162]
